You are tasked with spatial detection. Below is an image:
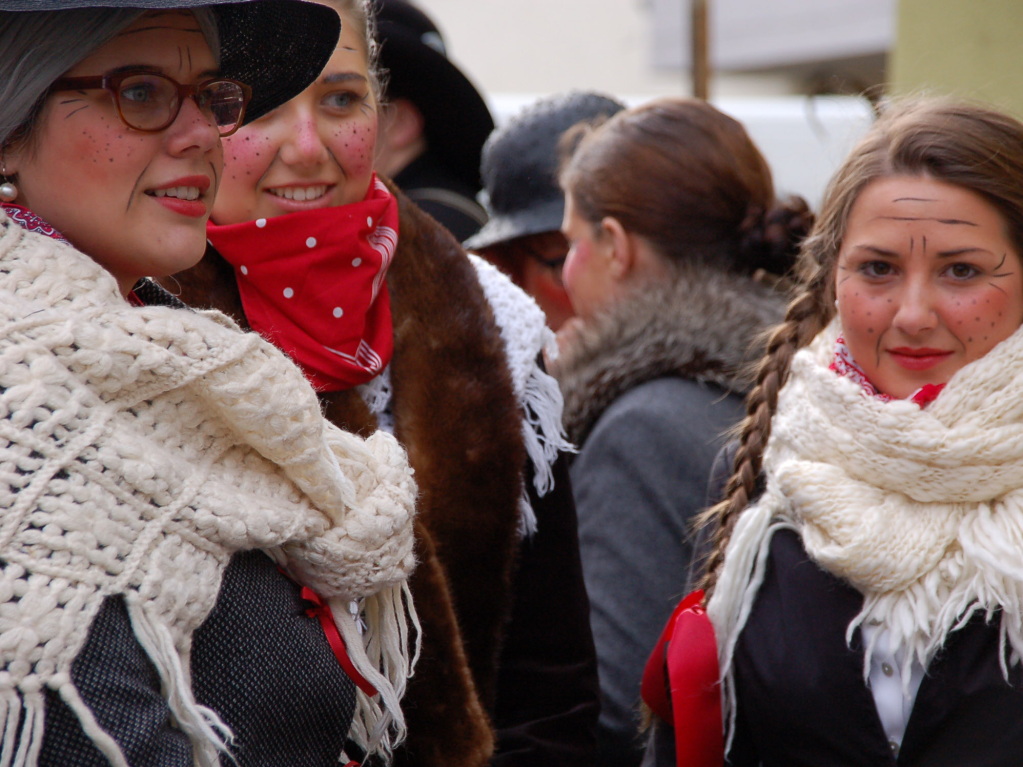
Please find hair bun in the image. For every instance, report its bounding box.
[737,195,814,277]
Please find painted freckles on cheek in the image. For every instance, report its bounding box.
[962,252,1018,346]
[330,118,376,180]
[67,112,144,183]
[225,133,274,180]
[837,272,876,332]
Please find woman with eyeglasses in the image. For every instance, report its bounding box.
[549,98,812,766]
[164,1,601,765]
[0,2,418,765]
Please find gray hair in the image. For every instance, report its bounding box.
[0,7,220,150]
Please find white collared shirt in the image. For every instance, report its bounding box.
[862,623,925,758]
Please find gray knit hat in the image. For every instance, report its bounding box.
[465,90,625,251]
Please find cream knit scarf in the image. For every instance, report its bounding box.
[708,318,1023,744]
[0,217,418,766]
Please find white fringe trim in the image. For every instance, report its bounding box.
[0,688,44,767]
[56,677,131,767]
[126,602,233,767]
[0,689,17,767]
[517,348,575,536]
[706,500,793,755]
[332,581,420,761]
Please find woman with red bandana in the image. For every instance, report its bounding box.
[644,99,1023,767]
[167,1,600,766]
[0,2,419,765]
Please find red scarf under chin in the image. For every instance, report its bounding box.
[206,176,397,392]
[2,203,69,244]
[830,334,945,408]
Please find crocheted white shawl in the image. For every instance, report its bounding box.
[0,217,418,766]
[708,318,1023,743]
[468,255,571,534]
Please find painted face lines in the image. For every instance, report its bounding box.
[212,12,379,225]
[7,11,222,294]
[835,176,1023,399]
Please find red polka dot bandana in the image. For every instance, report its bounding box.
[207,175,397,391]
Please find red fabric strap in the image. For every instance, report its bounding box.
[641,589,724,767]
[300,586,378,698]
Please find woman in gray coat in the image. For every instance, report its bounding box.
[551,98,812,766]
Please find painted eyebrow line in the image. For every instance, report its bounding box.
[853,244,900,257]
[878,215,978,226]
[101,63,222,78]
[853,243,998,259]
[118,24,204,36]
[892,196,937,202]
[935,246,995,258]
[320,72,368,84]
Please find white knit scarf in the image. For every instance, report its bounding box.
[0,217,419,766]
[708,318,1023,745]
[356,255,570,537]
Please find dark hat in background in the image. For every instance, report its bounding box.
[1,0,340,123]
[465,90,626,252]
[371,0,494,193]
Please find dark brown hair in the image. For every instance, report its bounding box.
[558,97,813,278]
[700,97,1023,591]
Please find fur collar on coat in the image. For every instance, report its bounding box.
[553,264,787,445]
[166,181,531,767]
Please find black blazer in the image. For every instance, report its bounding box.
[728,528,1023,767]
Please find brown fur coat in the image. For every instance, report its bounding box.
[164,184,534,766]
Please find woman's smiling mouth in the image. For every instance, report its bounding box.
[268,185,330,202]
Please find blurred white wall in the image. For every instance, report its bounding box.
[407,0,890,103]
[409,1,878,208]
[409,0,686,97]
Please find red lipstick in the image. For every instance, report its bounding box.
[146,175,212,218]
[887,347,953,371]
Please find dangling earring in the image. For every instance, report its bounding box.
[0,155,18,203]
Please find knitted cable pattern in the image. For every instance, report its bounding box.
[708,317,1023,748]
[0,217,418,766]
[468,254,572,534]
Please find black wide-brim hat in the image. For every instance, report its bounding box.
[2,0,340,123]
[372,0,494,193]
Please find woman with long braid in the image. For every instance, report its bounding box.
[645,98,1023,766]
